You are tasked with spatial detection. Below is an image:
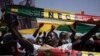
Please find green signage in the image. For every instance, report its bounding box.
[6,5,44,18]
[5,5,75,23]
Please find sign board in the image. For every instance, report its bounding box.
[37,48,100,56]
[75,14,100,24]
[6,5,100,25]
[6,5,75,24]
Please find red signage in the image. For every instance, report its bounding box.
[75,14,100,24]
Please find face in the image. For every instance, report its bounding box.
[46,32,59,47]
[36,38,44,45]
[60,32,68,40]
[59,32,68,44]
[60,39,67,44]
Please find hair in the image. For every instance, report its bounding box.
[47,31,58,40]
[59,32,68,39]
[58,32,70,46]
[36,37,44,45]
[46,32,59,47]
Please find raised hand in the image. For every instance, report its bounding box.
[33,23,44,37]
[51,25,55,31]
[67,25,76,33]
[39,23,44,28]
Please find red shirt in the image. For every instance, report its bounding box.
[37,48,80,56]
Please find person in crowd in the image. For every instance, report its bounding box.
[19,22,100,56]
[33,23,58,46]
[46,31,59,47]
[70,24,100,52]
[33,23,44,38]
[26,36,53,56]
[32,23,45,45]
[41,24,59,47]
[0,8,34,56]
[42,32,47,44]
[34,25,71,56]
[0,8,7,43]
[0,8,19,55]
[34,24,71,52]
[25,23,100,56]
[36,36,44,45]
[58,31,71,46]
[92,34,100,52]
[48,25,56,33]
[35,32,43,45]
[22,24,57,56]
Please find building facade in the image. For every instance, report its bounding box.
[0,0,13,8]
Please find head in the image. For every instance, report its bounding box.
[36,37,44,45]
[59,32,69,40]
[58,32,69,45]
[46,32,59,47]
[75,35,81,40]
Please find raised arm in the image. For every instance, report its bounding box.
[33,23,44,37]
[48,25,55,34]
[72,25,100,49]
[68,25,76,42]
[81,25,100,41]
[5,14,34,52]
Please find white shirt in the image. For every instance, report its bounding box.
[58,43,72,50]
[33,44,41,56]
[33,43,72,55]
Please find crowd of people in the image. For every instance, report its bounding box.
[25,23,100,55]
[0,8,100,56]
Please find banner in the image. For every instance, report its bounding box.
[37,48,100,56]
[59,49,100,56]
[6,5,75,24]
[43,8,75,21]
[81,51,100,56]
[5,5,100,34]
[6,5,100,25]
[75,14,100,24]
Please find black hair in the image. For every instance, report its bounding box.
[46,32,59,47]
[59,32,68,39]
[47,31,58,39]
[1,8,5,13]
